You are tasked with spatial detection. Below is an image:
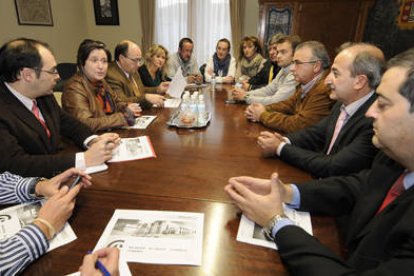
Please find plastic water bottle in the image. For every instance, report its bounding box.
[190,94,198,120]
[211,73,216,91]
[198,95,206,125]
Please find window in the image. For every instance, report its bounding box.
[155,0,232,66]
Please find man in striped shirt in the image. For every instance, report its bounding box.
[0,168,91,275]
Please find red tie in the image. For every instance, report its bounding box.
[376,173,406,214]
[32,100,51,138]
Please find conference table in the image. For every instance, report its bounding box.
[23,84,342,275]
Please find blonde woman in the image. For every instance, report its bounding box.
[138,44,170,93]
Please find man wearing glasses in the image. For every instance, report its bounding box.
[257,43,384,178]
[106,40,165,109]
[245,41,335,133]
[0,38,119,177]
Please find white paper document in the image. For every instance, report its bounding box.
[0,201,77,251]
[236,205,313,250]
[108,136,156,162]
[164,98,181,108]
[94,210,204,266]
[166,67,187,98]
[128,116,157,129]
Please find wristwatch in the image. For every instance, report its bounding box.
[29,177,47,198]
[263,214,288,241]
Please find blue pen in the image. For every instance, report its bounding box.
[87,250,111,276]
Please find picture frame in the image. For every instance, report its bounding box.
[14,0,53,26]
[93,0,119,26]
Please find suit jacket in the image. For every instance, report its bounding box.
[0,82,93,177]
[260,71,335,133]
[280,94,378,178]
[105,62,154,109]
[62,73,127,132]
[275,152,414,275]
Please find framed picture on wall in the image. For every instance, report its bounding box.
[93,0,120,25]
[14,0,53,26]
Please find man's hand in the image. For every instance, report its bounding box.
[257,131,285,157]
[227,176,271,195]
[156,81,170,94]
[245,103,266,122]
[35,184,81,237]
[84,137,118,167]
[79,247,120,276]
[225,173,286,226]
[232,87,247,101]
[35,168,92,198]
[145,94,165,107]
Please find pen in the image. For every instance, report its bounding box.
[87,250,111,276]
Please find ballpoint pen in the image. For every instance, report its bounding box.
[87,250,111,276]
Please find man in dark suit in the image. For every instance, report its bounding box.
[225,48,414,274]
[0,38,119,177]
[256,43,384,178]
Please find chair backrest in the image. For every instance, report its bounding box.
[199,63,206,83]
[54,63,77,91]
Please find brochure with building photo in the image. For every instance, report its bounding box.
[108,136,156,162]
[128,116,157,129]
[94,209,204,265]
[236,205,312,250]
[0,201,77,251]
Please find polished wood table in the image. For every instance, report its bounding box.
[23,84,342,275]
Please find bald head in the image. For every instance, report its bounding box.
[339,43,385,89]
[115,40,142,73]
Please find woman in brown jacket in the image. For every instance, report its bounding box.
[62,39,141,132]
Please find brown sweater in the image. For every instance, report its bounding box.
[259,71,335,133]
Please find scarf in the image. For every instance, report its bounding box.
[213,53,231,76]
[93,81,115,114]
[239,53,264,78]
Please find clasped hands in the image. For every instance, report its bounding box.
[224,173,293,226]
[244,103,266,122]
[257,131,285,157]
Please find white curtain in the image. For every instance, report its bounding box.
[155,0,231,66]
[155,0,188,52]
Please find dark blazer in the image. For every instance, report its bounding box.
[248,59,281,90]
[275,152,414,275]
[0,82,93,177]
[280,93,378,178]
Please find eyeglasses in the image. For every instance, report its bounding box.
[35,67,60,75]
[125,56,143,65]
[292,60,321,65]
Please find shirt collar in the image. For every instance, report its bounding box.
[4,82,34,111]
[404,171,414,190]
[342,90,375,118]
[116,61,130,79]
[301,72,323,96]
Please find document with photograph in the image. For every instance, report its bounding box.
[94,209,204,265]
[0,201,77,251]
[167,67,187,98]
[108,136,156,162]
[164,98,181,108]
[236,205,312,250]
[128,116,157,129]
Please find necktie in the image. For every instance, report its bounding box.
[327,107,348,154]
[268,65,274,84]
[32,100,51,138]
[376,173,406,214]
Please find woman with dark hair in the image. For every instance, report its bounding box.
[235,36,266,82]
[62,39,141,132]
[204,38,236,83]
